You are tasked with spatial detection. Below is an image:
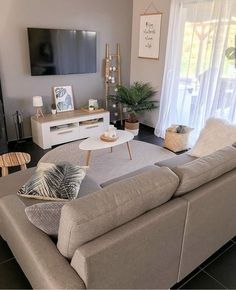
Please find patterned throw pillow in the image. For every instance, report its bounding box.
[17,162,86,200]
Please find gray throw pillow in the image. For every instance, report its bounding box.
[25,202,66,236]
[17,162,86,201]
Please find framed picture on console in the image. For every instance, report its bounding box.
[53,85,74,113]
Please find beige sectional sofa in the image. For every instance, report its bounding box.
[0,146,236,289]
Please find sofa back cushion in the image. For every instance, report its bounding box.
[173,146,236,196]
[57,167,179,258]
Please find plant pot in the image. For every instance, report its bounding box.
[51,109,57,115]
[125,121,139,136]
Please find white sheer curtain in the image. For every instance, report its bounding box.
[155,0,236,143]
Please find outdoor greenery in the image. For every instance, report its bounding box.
[180,21,236,79]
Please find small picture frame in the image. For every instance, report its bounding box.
[138,13,162,60]
[53,86,74,113]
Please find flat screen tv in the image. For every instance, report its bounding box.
[27,28,97,76]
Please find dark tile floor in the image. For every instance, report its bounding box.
[0,124,235,289]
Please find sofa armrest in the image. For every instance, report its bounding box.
[71,198,188,289]
[0,195,85,289]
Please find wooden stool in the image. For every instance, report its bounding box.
[0,152,31,177]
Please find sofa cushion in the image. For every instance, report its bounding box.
[173,146,236,196]
[21,175,101,207]
[17,162,86,201]
[155,154,196,169]
[24,175,101,235]
[57,167,179,259]
[100,165,157,187]
[189,118,236,157]
[25,202,66,236]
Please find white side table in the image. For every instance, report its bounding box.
[79,130,134,166]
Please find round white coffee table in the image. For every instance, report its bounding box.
[79,130,134,166]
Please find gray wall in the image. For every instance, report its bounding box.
[0,0,133,140]
[130,0,171,128]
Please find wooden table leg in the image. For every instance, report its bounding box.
[2,167,9,177]
[126,142,132,160]
[21,164,27,171]
[86,150,92,166]
[110,147,113,153]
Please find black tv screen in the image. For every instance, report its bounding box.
[27,28,97,76]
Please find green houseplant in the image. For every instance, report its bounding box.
[110,82,158,135]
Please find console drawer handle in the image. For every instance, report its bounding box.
[58,130,73,135]
[85,125,99,129]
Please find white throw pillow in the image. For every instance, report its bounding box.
[189,118,236,157]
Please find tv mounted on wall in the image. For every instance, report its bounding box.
[27,28,97,76]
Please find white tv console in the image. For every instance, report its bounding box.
[31,110,110,149]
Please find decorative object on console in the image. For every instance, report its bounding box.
[164,125,193,153]
[53,86,74,113]
[80,107,105,113]
[17,162,87,201]
[51,104,57,115]
[88,99,98,109]
[33,96,44,118]
[110,82,158,136]
[189,118,236,157]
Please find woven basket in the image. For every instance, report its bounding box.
[164,131,190,152]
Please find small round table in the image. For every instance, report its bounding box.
[79,130,134,166]
[0,152,31,177]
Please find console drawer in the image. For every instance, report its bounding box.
[50,127,79,146]
[79,122,105,138]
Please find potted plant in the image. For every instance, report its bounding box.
[110,82,158,135]
[89,105,95,111]
[51,104,57,115]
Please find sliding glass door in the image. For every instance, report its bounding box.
[156,0,236,142]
